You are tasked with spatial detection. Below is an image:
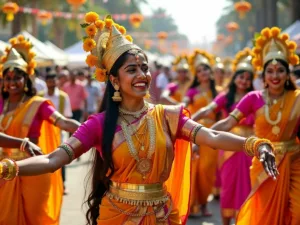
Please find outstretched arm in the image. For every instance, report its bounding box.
[210,116,238,131]
[160,90,180,105]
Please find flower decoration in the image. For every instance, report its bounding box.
[226,22,239,33]
[252,27,299,71]
[37,11,53,26]
[129,13,144,28]
[234,0,252,19]
[2,2,19,22]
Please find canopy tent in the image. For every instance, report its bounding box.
[45,41,69,66]
[17,31,54,67]
[64,41,87,69]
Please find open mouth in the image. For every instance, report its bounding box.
[133,81,148,89]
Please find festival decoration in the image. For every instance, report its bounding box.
[129,13,144,28]
[144,39,153,50]
[2,2,19,22]
[234,0,252,19]
[37,11,53,26]
[226,22,239,33]
[67,0,86,11]
[217,34,225,41]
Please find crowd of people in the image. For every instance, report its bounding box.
[0,11,299,225]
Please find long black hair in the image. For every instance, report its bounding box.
[189,63,218,99]
[85,49,146,225]
[262,59,297,90]
[225,70,254,111]
[1,68,36,99]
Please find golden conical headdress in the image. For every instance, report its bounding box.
[0,35,36,78]
[189,49,214,75]
[173,55,189,71]
[214,57,224,70]
[82,12,142,82]
[223,58,233,72]
[232,48,254,72]
[252,27,299,71]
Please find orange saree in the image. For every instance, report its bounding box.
[0,96,63,225]
[236,90,300,225]
[72,104,194,224]
[186,89,218,212]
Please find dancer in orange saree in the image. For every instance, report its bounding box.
[184,49,219,216]
[210,27,300,225]
[160,55,191,104]
[0,13,278,225]
[0,37,80,225]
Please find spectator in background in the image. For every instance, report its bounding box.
[58,69,70,89]
[34,69,47,93]
[84,73,102,119]
[253,71,264,90]
[148,62,162,103]
[156,66,171,97]
[63,70,88,122]
[77,70,87,86]
[38,70,73,195]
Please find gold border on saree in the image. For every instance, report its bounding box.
[0,147,29,161]
[273,139,299,155]
[106,182,169,206]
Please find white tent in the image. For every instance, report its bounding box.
[45,41,69,66]
[65,41,87,69]
[0,40,9,57]
[283,20,300,38]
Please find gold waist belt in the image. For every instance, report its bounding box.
[273,140,299,155]
[106,181,169,206]
[0,148,29,161]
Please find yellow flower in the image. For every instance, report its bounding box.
[114,23,120,30]
[85,12,99,23]
[118,26,126,35]
[270,27,280,37]
[281,33,289,41]
[85,24,97,37]
[86,54,98,67]
[28,51,36,60]
[105,19,113,28]
[17,35,25,42]
[125,35,133,43]
[1,56,7,63]
[289,55,299,65]
[27,67,35,76]
[28,60,37,68]
[83,38,96,52]
[288,41,297,51]
[9,38,18,45]
[95,68,107,82]
[95,20,105,30]
[261,27,271,39]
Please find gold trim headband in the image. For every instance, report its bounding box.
[0,35,36,78]
[252,27,299,71]
[82,12,142,82]
[232,48,254,73]
[189,49,214,75]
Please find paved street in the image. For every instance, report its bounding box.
[60,153,229,225]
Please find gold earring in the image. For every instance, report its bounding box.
[144,90,151,99]
[3,87,7,92]
[286,79,290,86]
[112,85,122,102]
[24,84,28,92]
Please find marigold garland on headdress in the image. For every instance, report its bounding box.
[188,49,215,75]
[81,12,136,82]
[172,55,189,71]
[0,35,36,78]
[252,27,299,71]
[232,47,254,72]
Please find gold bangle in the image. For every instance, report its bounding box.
[253,138,274,158]
[243,136,257,157]
[1,158,19,180]
[59,144,75,163]
[190,124,203,143]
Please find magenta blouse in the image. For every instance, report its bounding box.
[72,105,194,155]
[166,83,178,95]
[0,99,56,138]
[185,88,199,103]
[214,92,255,126]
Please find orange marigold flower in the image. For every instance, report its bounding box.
[28,51,36,60]
[86,54,98,67]
[83,38,96,52]
[9,38,18,45]
[114,23,120,30]
[253,47,261,54]
[270,27,280,37]
[95,68,107,82]
[288,41,297,51]
[252,58,262,67]
[17,35,25,42]
[85,12,99,23]
[105,19,113,28]
[85,24,97,37]
[27,68,35,76]
[281,33,289,41]
[1,56,7,63]
[289,55,299,65]
[5,47,10,52]
[125,35,133,42]
[256,37,265,47]
[261,27,271,39]
[95,20,105,30]
[28,61,37,68]
[118,26,126,35]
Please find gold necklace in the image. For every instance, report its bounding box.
[0,95,26,132]
[119,102,149,119]
[121,114,156,179]
[264,90,285,135]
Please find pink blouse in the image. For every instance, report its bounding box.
[72,105,194,154]
[185,88,199,103]
[166,83,178,95]
[0,98,56,138]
